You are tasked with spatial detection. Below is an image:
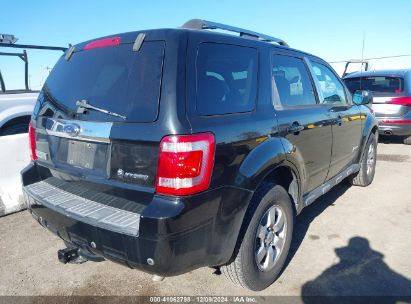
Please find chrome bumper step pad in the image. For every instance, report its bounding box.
[24,181,140,236]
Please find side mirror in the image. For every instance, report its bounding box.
[353,90,373,105]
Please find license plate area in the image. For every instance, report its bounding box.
[372,104,404,116]
[48,136,110,176]
[67,140,98,169]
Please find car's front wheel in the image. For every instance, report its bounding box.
[220,184,294,291]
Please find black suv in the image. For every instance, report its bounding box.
[22,20,378,291]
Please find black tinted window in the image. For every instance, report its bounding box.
[44,41,165,122]
[272,55,316,107]
[196,43,258,115]
[344,76,404,94]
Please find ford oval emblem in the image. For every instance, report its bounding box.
[63,123,81,137]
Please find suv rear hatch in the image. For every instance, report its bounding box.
[30,34,167,204]
[344,75,411,118]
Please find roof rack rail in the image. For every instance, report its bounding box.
[181,19,289,47]
[0,35,67,92]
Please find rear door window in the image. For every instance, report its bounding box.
[43,41,165,122]
[196,43,258,115]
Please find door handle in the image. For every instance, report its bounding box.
[287,121,304,134]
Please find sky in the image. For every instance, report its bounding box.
[1,0,410,90]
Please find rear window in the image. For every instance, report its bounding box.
[43,41,165,122]
[196,43,258,115]
[344,76,404,95]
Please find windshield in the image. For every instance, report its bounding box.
[43,41,165,122]
[344,76,404,95]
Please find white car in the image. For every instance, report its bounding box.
[0,92,38,135]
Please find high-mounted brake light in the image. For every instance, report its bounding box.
[28,122,37,161]
[156,133,215,196]
[386,96,411,106]
[83,36,121,50]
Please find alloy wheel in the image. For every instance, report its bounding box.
[255,205,287,272]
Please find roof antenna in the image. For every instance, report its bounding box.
[361,31,366,73]
[359,31,365,90]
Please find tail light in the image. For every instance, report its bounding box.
[386,96,411,106]
[382,119,411,124]
[156,133,215,196]
[28,122,37,161]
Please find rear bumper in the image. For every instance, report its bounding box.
[374,104,411,136]
[377,119,411,136]
[22,163,252,276]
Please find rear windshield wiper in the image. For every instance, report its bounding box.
[76,99,127,120]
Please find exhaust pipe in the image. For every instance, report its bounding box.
[384,130,393,136]
[58,247,88,264]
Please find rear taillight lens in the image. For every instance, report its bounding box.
[382,119,411,124]
[28,122,37,161]
[386,96,411,106]
[84,36,121,50]
[156,133,215,196]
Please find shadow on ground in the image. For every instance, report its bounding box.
[301,237,411,302]
[379,135,406,145]
[285,182,351,267]
[282,181,411,300]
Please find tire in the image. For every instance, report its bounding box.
[348,133,377,187]
[220,184,294,291]
[0,123,29,136]
[403,136,411,145]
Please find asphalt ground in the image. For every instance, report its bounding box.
[1,137,410,300]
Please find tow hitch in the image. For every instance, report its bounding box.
[57,247,87,264]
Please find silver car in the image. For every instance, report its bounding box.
[344,69,411,145]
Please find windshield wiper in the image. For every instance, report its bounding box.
[76,99,127,120]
